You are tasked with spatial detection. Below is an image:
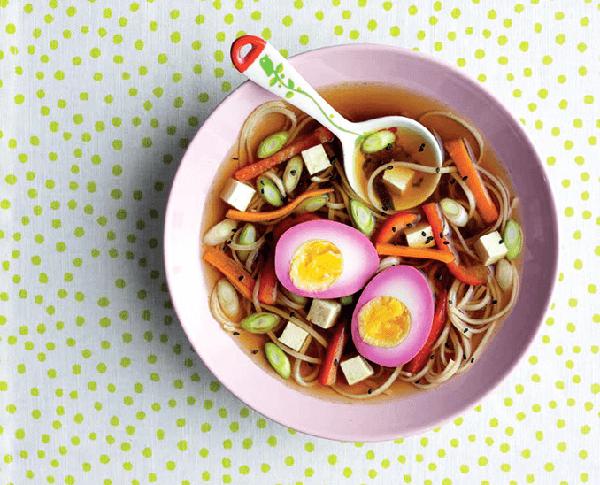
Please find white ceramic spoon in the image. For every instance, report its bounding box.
[231,35,443,210]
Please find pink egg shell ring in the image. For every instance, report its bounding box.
[351,265,435,367]
[274,219,380,299]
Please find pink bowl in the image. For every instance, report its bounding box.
[164,44,558,441]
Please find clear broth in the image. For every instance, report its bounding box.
[201,82,522,404]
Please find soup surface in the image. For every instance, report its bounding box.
[201,82,522,403]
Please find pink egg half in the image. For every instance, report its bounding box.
[351,266,435,367]
[274,219,380,298]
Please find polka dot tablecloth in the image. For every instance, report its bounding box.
[1,0,598,484]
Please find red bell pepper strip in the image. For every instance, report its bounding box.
[257,252,278,305]
[404,289,448,375]
[372,211,421,244]
[318,324,347,386]
[422,203,488,286]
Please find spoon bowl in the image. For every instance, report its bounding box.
[231,35,442,209]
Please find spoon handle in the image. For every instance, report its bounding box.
[231,35,358,138]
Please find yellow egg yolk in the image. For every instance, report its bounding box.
[289,239,343,292]
[358,296,412,348]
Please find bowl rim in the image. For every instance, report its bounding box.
[165,42,559,442]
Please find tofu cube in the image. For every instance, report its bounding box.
[279,321,309,352]
[220,179,256,212]
[474,231,508,266]
[341,356,374,386]
[301,144,331,175]
[307,298,342,329]
[404,222,435,248]
[382,166,415,195]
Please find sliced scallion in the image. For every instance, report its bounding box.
[440,198,468,227]
[350,199,375,236]
[503,219,522,260]
[203,219,238,246]
[295,194,328,213]
[265,342,291,379]
[237,224,256,262]
[257,175,284,207]
[495,259,513,290]
[257,132,289,159]
[216,279,242,321]
[283,156,304,194]
[362,130,396,154]
[241,312,281,334]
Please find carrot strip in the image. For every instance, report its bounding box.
[234,126,335,182]
[375,244,455,264]
[318,323,347,386]
[446,139,498,225]
[404,290,448,375]
[422,203,488,286]
[203,246,256,299]
[373,211,421,244]
[257,253,278,305]
[272,213,321,241]
[226,188,334,222]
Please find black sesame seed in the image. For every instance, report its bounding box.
[415,380,420,384]
[426,236,434,242]
[334,358,339,366]
[471,358,475,363]
[463,354,467,360]
[308,363,314,367]
[260,179,265,185]
[464,328,468,333]
[437,273,443,281]
[499,239,504,244]
[232,227,237,232]
[233,157,239,160]
[290,170,297,176]
[421,231,427,236]
[367,388,373,394]
[226,240,232,245]
[382,206,388,211]
[440,233,444,238]
[392,227,397,233]
[443,241,450,245]
[233,332,240,336]
[435,167,441,173]
[445,343,450,348]
[290,311,295,318]
[492,299,498,305]
[449,300,453,305]
[406,223,413,227]
[260,189,265,194]
[381,212,386,217]
[386,144,393,150]
[387,165,393,170]
[450,179,456,185]
[251,350,258,355]
[418,144,425,152]
[222,246,228,252]
[462,176,468,181]
[238,275,244,281]
[430,355,435,360]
